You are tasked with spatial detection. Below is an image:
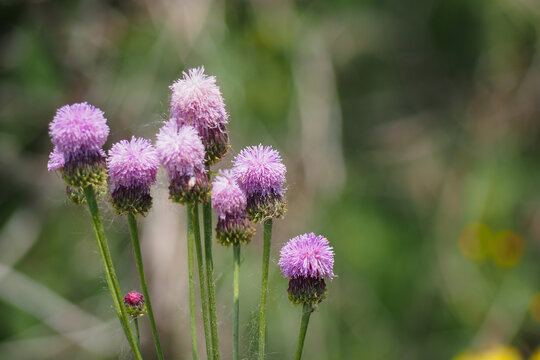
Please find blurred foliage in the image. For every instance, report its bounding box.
[2,0,540,359]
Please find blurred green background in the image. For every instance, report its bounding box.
[2,0,540,359]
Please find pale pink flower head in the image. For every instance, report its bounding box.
[211,170,246,220]
[211,170,254,246]
[169,67,229,164]
[170,67,228,129]
[155,120,210,204]
[107,137,159,188]
[156,120,205,178]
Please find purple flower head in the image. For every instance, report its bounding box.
[212,170,246,220]
[107,137,159,188]
[170,67,228,130]
[279,233,334,280]
[47,146,65,171]
[233,145,286,198]
[156,120,205,179]
[49,102,109,154]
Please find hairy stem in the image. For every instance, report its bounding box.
[203,194,220,359]
[294,304,312,360]
[127,213,165,360]
[192,205,213,360]
[134,317,141,349]
[186,205,200,360]
[257,218,273,360]
[233,244,240,360]
[83,186,142,360]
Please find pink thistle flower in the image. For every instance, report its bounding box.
[155,120,209,204]
[170,67,228,129]
[156,121,205,178]
[232,144,287,221]
[279,233,334,306]
[107,137,159,215]
[49,102,109,154]
[279,233,334,280]
[108,137,159,188]
[211,170,246,220]
[169,67,229,164]
[211,170,254,246]
[47,102,109,189]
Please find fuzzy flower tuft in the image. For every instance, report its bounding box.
[279,233,334,280]
[170,67,229,164]
[233,144,286,198]
[156,121,205,178]
[107,137,159,188]
[49,102,109,154]
[170,67,228,129]
[47,146,65,171]
[212,170,246,219]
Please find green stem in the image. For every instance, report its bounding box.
[83,186,142,360]
[192,205,213,360]
[233,244,240,360]
[186,205,200,360]
[203,191,220,359]
[127,213,165,360]
[294,304,312,360]
[257,219,273,360]
[134,317,141,349]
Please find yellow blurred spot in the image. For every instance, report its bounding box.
[529,292,540,323]
[459,222,493,261]
[530,347,540,360]
[492,230,524,268]
[453,346,522,360]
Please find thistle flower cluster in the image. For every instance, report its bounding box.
[279,233,335,307]
[211,170,255,246]
[47,66,335,359]
[107,137,159,215]
[156,121,210,204]
[48,102,110,202]
[124,291,146,318]
[170,67,229,164]
[232,145,287,222]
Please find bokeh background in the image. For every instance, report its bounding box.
[2,0,540,359]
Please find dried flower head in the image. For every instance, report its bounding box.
[123,291,146,318]
[107,137,159,215]
[47,102,109,192]
[279,233,335,307]
[156,121,209,204]
[212,170,255,246]
[170,67,229,164]
[232,144,287,221]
